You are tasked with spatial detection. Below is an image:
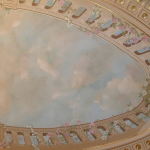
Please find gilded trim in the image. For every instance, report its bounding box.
[83,127,150,150]
[88,0,150,33]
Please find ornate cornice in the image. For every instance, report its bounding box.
[90,0,150,34]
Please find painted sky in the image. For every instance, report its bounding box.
[0,9,146,128]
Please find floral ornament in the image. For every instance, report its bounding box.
[32,144,40,150]
[26,124,42,150]
[101,129,109,141]
[84,122,96,138]
[92,5,102,18]
[144,81,148,87]
[47,133,53,138]
[129,27,135,34]
[132,37,139,44]
[76,119,81,125]
[58,0,77,16]
[113,121,121,131]
[65,121,70,127]
[78,5,102,38]
[125,120,130,126]
[129,105,133,111]
[89,122,95,128]
[119,24,126,31]
[79,28,91,37]
[0,132,11,149]
[136,111,149,123]
[63,4,78,28]
[0,124,13,149]
[113,121,118,126]
[58,0,65,6]
[65,12,73,28]
[101,135,107,140]
[85,31,90,37]
[93,27,100,35]
[57,133,68,145]
[101,133,109,141]
[115,125,120,130]
[18,133,25,144]
[0,5,10,14]
[56,129,62,135]
[125,103,134,112]
[143,90,147,97]
[111,17,118,23]
[45,132,60,146]
[55,120,84,144]
[139,78,150,103]
[56,128,68,144]
[142,35,149,42]
[64,133,69,137]
[134,79,150,123]
[88,130,95,135]
[103,130,109,135]
[89,5,102,26]
[102,120,126,141]
[85,128,95,138]
[111,14,150,43]
[94,20,99,24]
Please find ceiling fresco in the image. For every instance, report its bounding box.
[0,9,146,128]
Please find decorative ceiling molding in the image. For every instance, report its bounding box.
[84,127,150,150]
[90,0,150,35]
[0,0,150,149]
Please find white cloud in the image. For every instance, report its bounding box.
[0,10,23,35]
[70,44,120,88]
[0,44,30,116]
[37,58,57,78]
[94,63,144,113]
[12,21,21,28]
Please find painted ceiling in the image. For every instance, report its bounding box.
[0,9,146,128]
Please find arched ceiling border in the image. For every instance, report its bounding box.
[89,0,150,34]
[1,0,150,125]
[0,0,150,149]
[88,0,150,35]
[83,127,150,150]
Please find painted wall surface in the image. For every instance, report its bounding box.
[0,10,145,128]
